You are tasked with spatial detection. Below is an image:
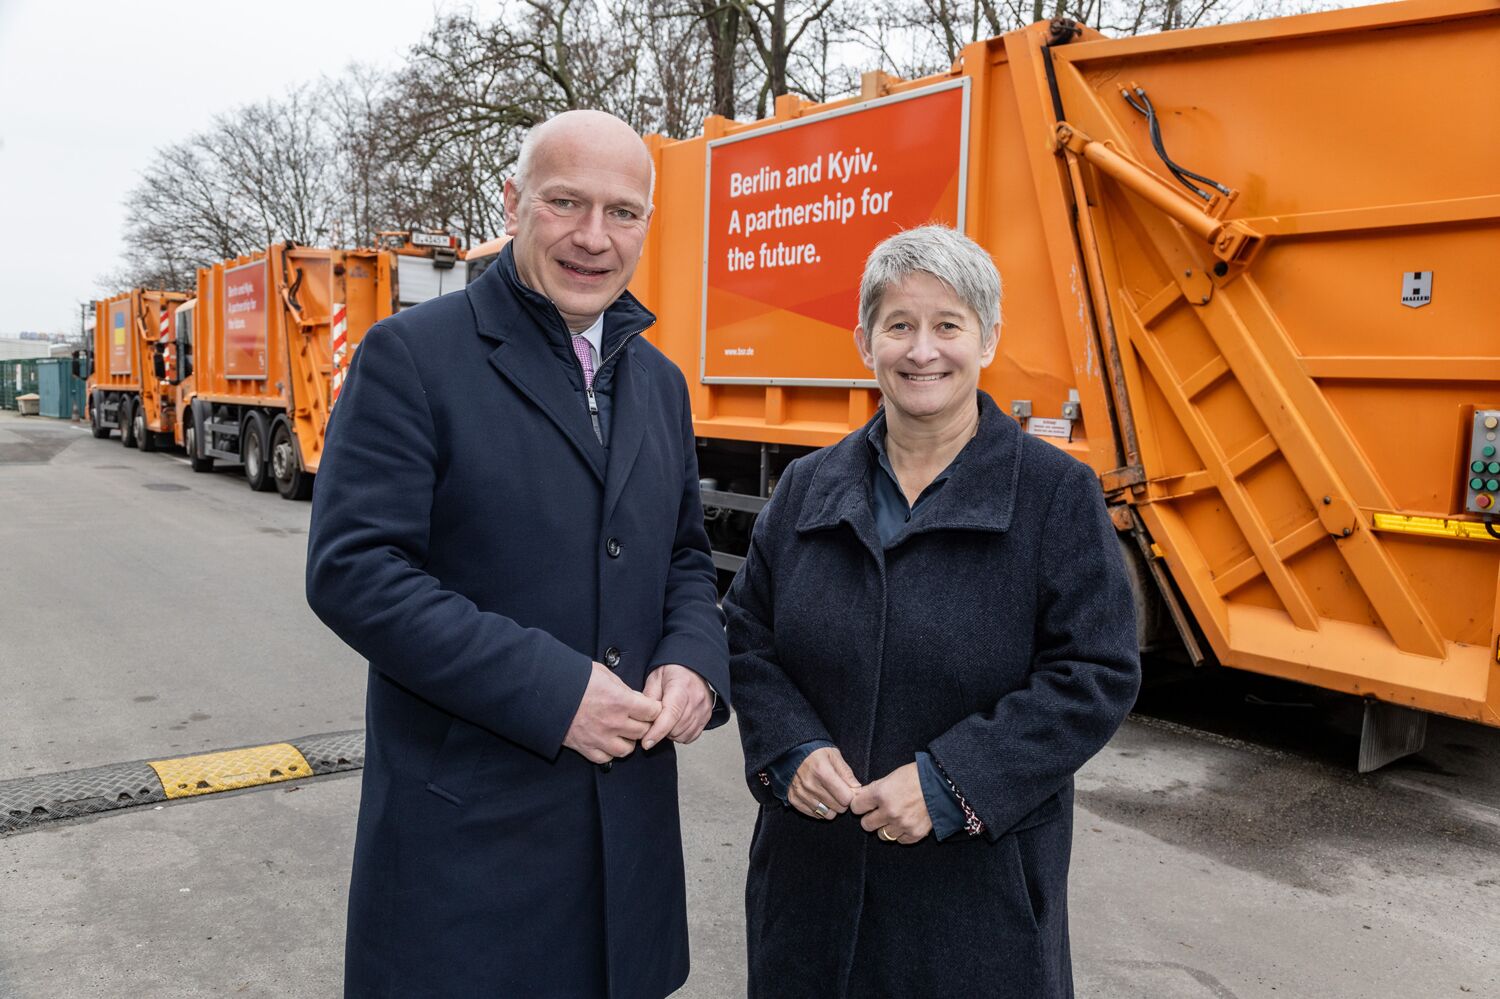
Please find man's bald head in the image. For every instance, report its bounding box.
[502,110,656,331]
[513,110,655,206]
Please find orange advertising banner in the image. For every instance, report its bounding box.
[223,260,268,380]
[702,79,969,384]
[107,300,131,377]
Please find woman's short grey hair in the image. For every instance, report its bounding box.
[858,225,1002,348]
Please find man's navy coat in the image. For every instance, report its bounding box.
[725,393,1140,997]
[306,246,729,999]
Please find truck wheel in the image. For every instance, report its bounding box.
[185,419,214,473]
[119,399,138,448]
[90,403,110,439]
[271,422,312,501]
[136,407,157,453]
[243,414,274,492]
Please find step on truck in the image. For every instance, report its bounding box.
[628,0,1500,767]
[84,289,189,449]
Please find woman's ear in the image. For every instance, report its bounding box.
[979,323,1000,368]
[853,326,876,371]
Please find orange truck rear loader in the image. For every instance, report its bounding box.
[619,0,1499,766]
[166,243,396,498]
[86,289,189,449]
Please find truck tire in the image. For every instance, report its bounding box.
[184,417,214,473]
[136,407,158,453]
[119,398,138,449]
[89,402,110,439]
[270,421,312,501]
[243,413,274,492]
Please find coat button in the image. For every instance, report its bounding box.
[606,537,622,558]
[603,647,621,669]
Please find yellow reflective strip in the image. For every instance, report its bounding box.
[149,743,312,800]
[1370,513,1498,542]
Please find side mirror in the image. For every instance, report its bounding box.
[152,343,167,381]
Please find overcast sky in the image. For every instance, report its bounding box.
[0,0,452,336]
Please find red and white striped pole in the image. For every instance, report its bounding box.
[330,303,349,405]
[159,309,175,383]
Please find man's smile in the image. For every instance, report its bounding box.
[558,259,610,277]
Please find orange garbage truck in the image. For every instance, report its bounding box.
[85,289,189,448]
[625,0,1499,766]
[164,242,396,498]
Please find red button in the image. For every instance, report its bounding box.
[1478,494,1494,510]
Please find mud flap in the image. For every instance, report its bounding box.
[1357,700,1427,773]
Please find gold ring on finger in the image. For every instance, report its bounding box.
[878,827,898,842]
[814,801,830,818]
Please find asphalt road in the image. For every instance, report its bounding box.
[2,410,1497,998]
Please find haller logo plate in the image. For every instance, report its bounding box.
[1401,271,1432,308]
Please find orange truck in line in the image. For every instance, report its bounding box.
[605,0,1499,767]
[84,289,189,448]
[155,233,466,498]
[163,243,395,498]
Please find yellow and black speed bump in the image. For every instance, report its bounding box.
[0,730,363,834]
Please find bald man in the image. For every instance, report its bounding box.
[308,110,730,999]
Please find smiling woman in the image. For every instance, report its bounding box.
[852,226,1001,498]
[725,224,1141,998]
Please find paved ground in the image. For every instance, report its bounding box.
[2,410,1498,997]
[0,413,366,776]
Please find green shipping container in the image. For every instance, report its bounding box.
[36,358,85,420]
[2,358,41,411]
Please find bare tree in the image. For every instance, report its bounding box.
[108,0,1355,289]
[698,0,745,118]
[324,65,401,248]
[214,87,340,249]
[110,138,251,291]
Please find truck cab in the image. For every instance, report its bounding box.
[378,231,468,309]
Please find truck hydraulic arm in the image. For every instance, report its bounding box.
[1054,122,1263,268]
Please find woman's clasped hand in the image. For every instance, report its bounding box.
[787,748,934,844]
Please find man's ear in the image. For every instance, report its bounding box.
[502,178,521,236]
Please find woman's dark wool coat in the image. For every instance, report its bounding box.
[725,392,1140,998]
[306,246,729,999]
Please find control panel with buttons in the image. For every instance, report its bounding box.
[1466,410,1500,514]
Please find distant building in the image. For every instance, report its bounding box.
[0,337,56,361]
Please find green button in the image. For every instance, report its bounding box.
[1485,445,1497,458]
[1473,477,1486,490]
[1489,462,1500,475]
[1475,461,1488,473]
[1489,479,1500,492]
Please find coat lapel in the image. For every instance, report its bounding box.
[602,350,651,522]
[795,392,1022,552]
[795,424,883,560]
[468,246,607,484]
[486,337,606,483]
[895,392,1020,540]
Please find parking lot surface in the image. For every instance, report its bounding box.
[3,411,1497,998]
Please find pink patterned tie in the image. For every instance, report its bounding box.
[572,334,595,389]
